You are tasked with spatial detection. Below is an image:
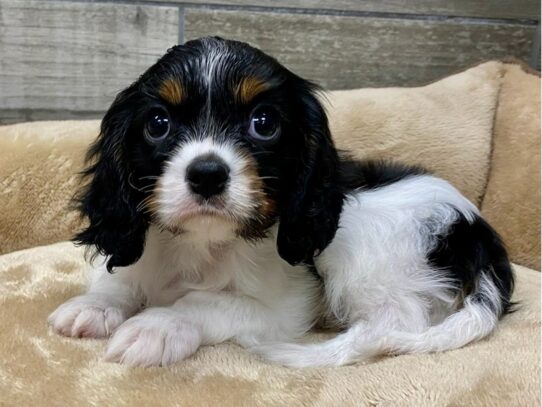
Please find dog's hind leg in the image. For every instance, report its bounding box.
[254,298,433,367]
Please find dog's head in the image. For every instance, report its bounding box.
[75,37,344,272]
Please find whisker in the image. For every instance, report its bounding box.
[136,195,157,213]
[138,185,157,192]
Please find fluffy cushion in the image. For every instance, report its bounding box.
[0,121,97,255]
[327,61,500,206]
[481,63,541,269]
[0,241,539,405]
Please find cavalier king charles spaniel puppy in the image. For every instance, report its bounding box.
[49,37,514,367]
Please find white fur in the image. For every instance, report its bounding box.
[49,225,320,366]
[255,176,503,367]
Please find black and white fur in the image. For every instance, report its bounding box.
[48,37,514,367]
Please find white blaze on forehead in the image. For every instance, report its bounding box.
[199,40,229,121]
[155,138,261,231]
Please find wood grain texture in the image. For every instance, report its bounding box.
[0,109,103,125]
[146,0,540,20]
[0,1,179,113]
[185,9,536,90]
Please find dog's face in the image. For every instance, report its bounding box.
[76,37,344,271]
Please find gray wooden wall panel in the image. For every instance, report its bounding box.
[150,0,541,20]
[0,0,538,124]
[185,9,535,90]
[0,1,179,115]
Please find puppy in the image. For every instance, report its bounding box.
[48,37,514,367]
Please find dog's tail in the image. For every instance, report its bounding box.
[255,266,514,368]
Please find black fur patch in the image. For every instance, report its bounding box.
[428,212,515,315]
[338,157,427,191]
[334,158,514,317]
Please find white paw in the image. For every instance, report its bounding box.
[104,308,201,367]
[48,295,126,338]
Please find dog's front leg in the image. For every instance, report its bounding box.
[105,290,290,367]
[48,265,141,338]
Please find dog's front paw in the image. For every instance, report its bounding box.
[48,295,126,338]
[104,308,201,367]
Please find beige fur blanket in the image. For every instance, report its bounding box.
[0,242,539,406]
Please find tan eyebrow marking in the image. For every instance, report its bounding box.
[158,78,185,105]
[235,77,270,104]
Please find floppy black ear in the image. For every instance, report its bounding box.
[74,86,148,272]
[277,83,344,265]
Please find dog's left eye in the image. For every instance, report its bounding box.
[145,108,170,141]
[248,107,280,142]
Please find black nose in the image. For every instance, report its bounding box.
[186,156,230,199]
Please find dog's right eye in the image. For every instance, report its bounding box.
[145,108,170,142]
[248,106,280,143]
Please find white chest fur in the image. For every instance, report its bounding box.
[92,226,322,328]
